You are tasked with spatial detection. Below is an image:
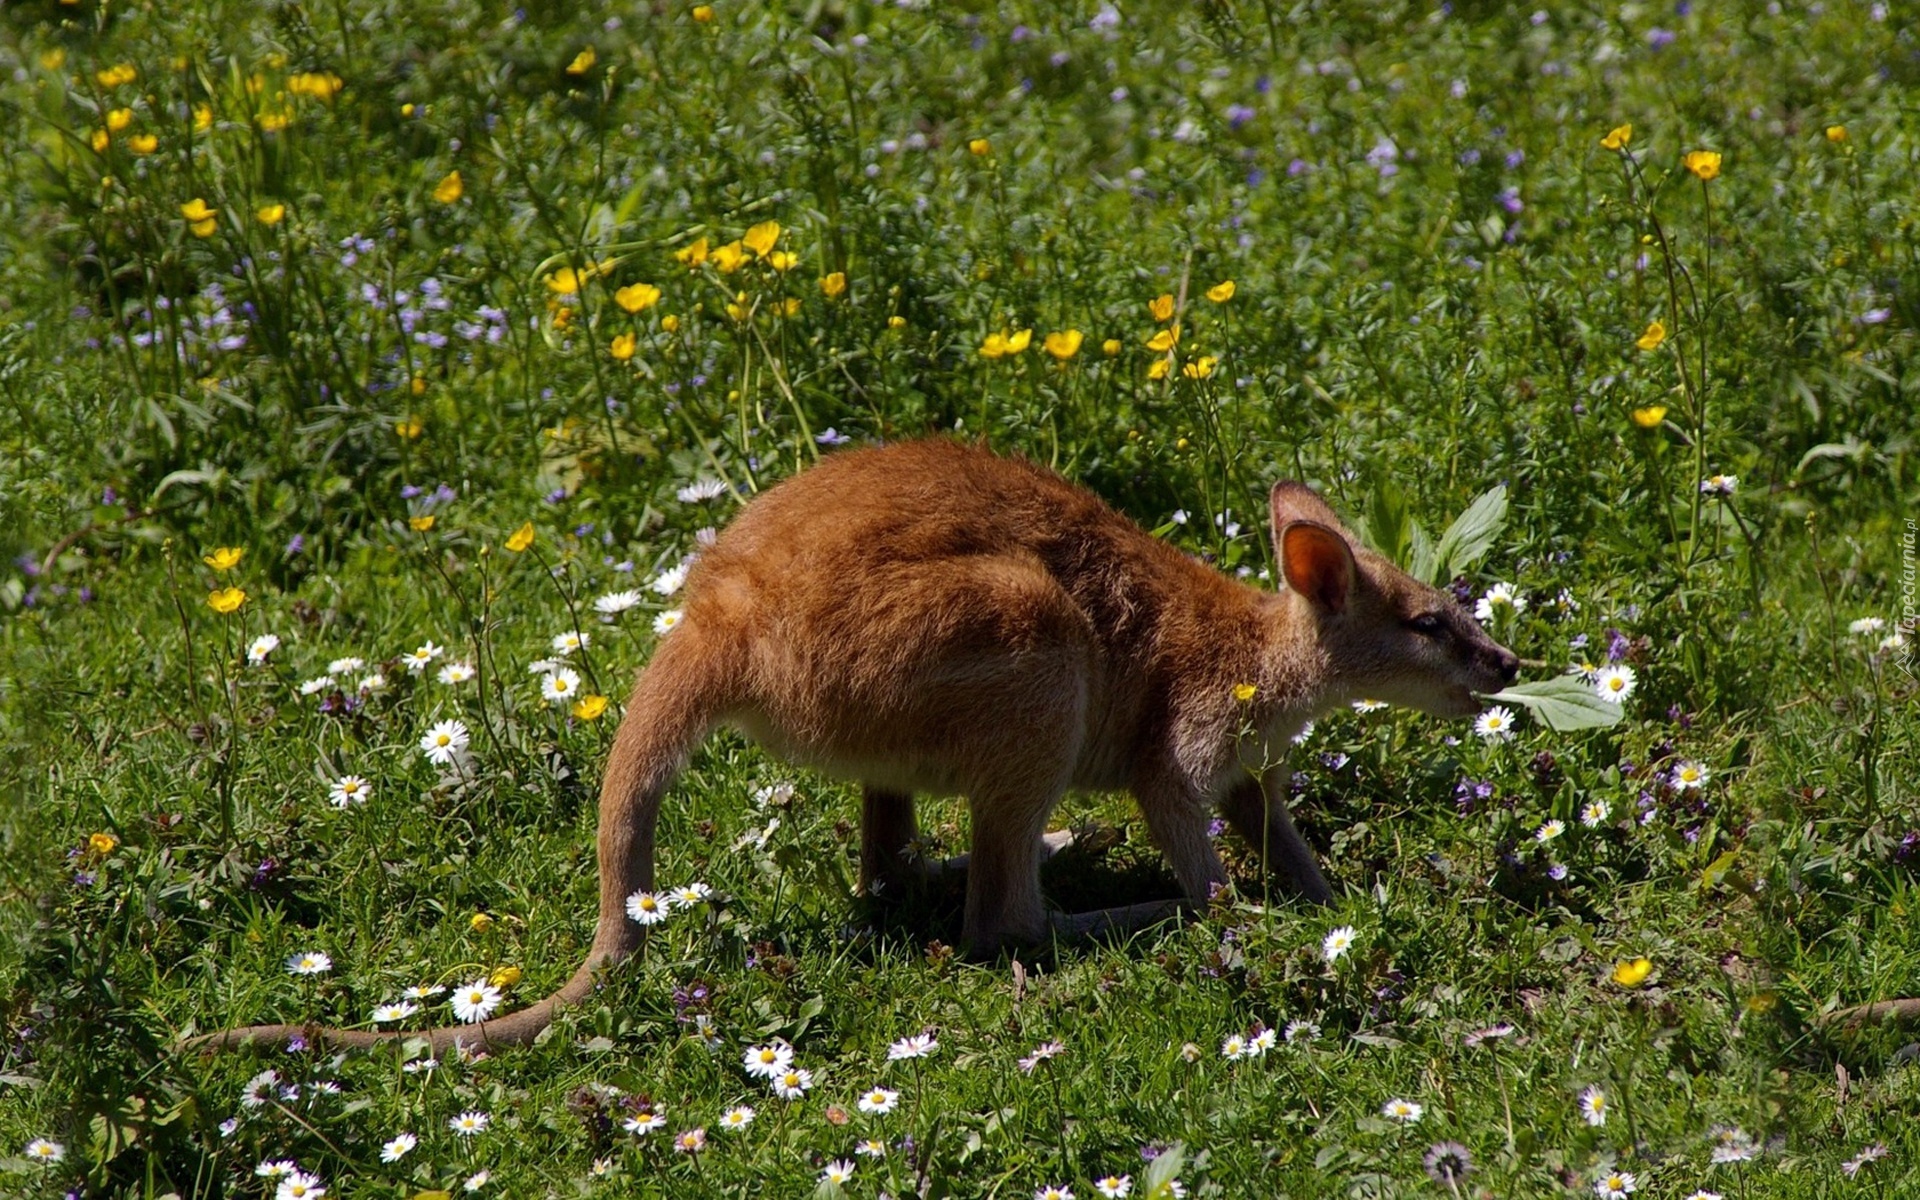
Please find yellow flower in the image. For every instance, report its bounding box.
[572,693,609,720]
[610,332,637,360]
[1182,355,1218,379]
[1147,358,1170,380]
[774,297,801,317]
[256,203,285,225]
[96,63,138,88]
[1101,338,1121,356]
[1630,405,1667,429]
[410,377,427,396]
[767,250,798,272]
[820,271,847,298]
[1611,957,1653,987]
[711,240,747,272]
[396,416,424,439]
[106,108,134,133]
[1148,293,1175,322]
[968,137,992,156]
[202,546,245,571]
[1005,328,1031,353]
[409,514,437,532]
[490,964,523,987]
[257,110,292,133]
[432,170,464,204]
[39,49,66,71]
[661,313,681,333]
[979,332,1010,359]
[1683,149,1721,181]
[193,104,213,131]
[566,47,596,76]
[181,198,216,223]
[190,217,217,238]
[89,832,119,856]
[207,587,247,614]
[614,283,660,313]
[1825,124,1847,143]
[1205,280,1236,303]
[725,294,750,322]
[1635,320,1666,351]
[887,315,906,329]
[1600,123,1632,151]
[506,522,535,552]
[1232,682,1258,702]
[288,71,343,102]
[1044,330,1083,360]
[470,912,495,933]
[90,129,111,153]
[127,133,158,155]
[546,267,587,295]
[743,220,781,257]
[1145,326,1179,353]
[692,3,715,21]
[674,237,709,267]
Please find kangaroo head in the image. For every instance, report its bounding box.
[1269,482,1518,718]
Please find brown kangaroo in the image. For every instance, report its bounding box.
[195,439,1516,1052]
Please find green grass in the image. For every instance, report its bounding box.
[2,1,1918,1197]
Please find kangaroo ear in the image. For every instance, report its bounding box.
[1279,521,1354,614]
[1269,480,1348,532]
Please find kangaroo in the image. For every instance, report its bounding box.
[195,439,1516,1052]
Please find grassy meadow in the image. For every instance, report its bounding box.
[4,0,1919,1196]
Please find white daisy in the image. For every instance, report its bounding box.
[676,478,729,503]
[247,634,281,665]
[626,890,672,925]
[622,1112,667,1135]
[380,1133,416,1162]
[857,1087,899,1114]
[276,1171,325,1200]
[1035,1186,1074,1200]
[1473,582,1527,622]
[1535,819,1565,843]
[1880,632,1910,655]
[438,661,476,685]
[328,776,371,808]
[1094,1176,1132,1199]
[1849,616,1885,635]
[742,1042,793,1078]
[550,630,591,655]
[541,667,581,704]
[671,882,713,907]
[820,1159,856,1185]
[1381,1097,1423,1122]
[1593,1170,1637,1197]
[358,673,387,693]
[241,1071,280,1108]
[770,1067,813,1099]
[255,1159,296,1177]
[653,609,683,636]
[1351,698,1388,712]
[717,1105,755,1131]
[595,589,644,616]
[298,675,336,696]
[1473,706,1517,741]
[286,950,331,976]
[402,641,444,673]
[888,1032,938,1060]
[1219,1033,1247,1060]
[450,980,501,1023]
[464,1170,491,1191]
[649,562,690,595]
[1578,1084,1608,1126]
[1284,1019,1320,1043]
[1568,659,1602,683]
[1699,474,1738,497]
[419,719,470,766]
[855,1138,888,1158]
[404,983,446,999]
[1670,760,1710,790]
[1581,800,1612,828]
[448,1110,490,1136]
[23,1138,65,1163]
[326,656,365,676]
[1247,1027,1277,1055]
[371,1001,418,1023]
[1322,925,1356,963]
[1593,665,1636,703]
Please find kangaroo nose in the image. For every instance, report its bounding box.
[1498,650,1520,684]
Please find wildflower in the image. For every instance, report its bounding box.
[1322,925,1356,963]
[88,832,118,856]
[328,776,371,807]
[1473,582,1526,622]
[380,1133,416,1162]
[1581,800,1612,827]
[741,220,781,257]
[1019,1040,1065,1072]
[650,562,690,595]
[241,1071,281,1108]
[674,237,709,267]
[208,587,247,614]
[1612,957,1653,987]
[1578,1085,1609,1125]
[1424,1141,1473,1185]
[596,589,643,615]
[372,1001,418,1023]
[718,1105,755,1131]
[888,1032,938,1060]
[204,546,245,570]
[551,629,591,655]
[1535,819,1565,843]
[671,882,712,907]
[1841,1144,1886,1176]
[771,1067,813,1099]
[623,1111,667,1135]
[1095,1176,1132,1198]
[1351,698,1388,712]
[692,4,714,21]
[566,46,596,75]
[625,889,672,925]
[90,129,111,153]
[288,72,343,102]
[23,1138,65,1163]
[1147,359,1170,380]
[287,950,332,976]
[433,171,464,204]
[673,1127,707,1154]
[1219,1033,1247,1060]
[858,1086,900,1114]
[1182,355,1218,379]
[404,983,446,1000]
[572,694,609,720]
[1036,1188,1074,1200]
[1145,326,1179,352]
[1601,123,1632,150]
[855,1138,888,1157]
[821,1159,857,1186]
[1685,1193,1723,1200]
[979,329,1032,358]
[1284,1019,1320,1043]
[299,675,336,696]
[821,271,848,298]
[435,661,475,686]
[609,332,637,361]
[448,1110,490,1136]
[409,514,436,532]
[1849,616,1886,635]
[1381,1098,1424,1122]
[1148,293,1175,322]
[1683,150,1721,180]
[1044,329,1084,360]
[277,1172,326,1200]
[968,137,992,155]
[711,241,747,273]
[1594,665,1636,703]
[541,667,582,704]
[1473,707,1517,741]
[1232,682,1259,703]
[1101,338,1122,355]
[396,417,424,439]
[1631,405,1668,428]
[1670,761,1709,790]
[465,1170,491,1191]
[1594,1170,1637,1197]
[97,63,138,87]
[1636,320,1667,351]
[653,609,683,635]
[1205,280,1236,302]
[450,980,501,1022]
[678,478,729,503]
[247,634,281,664]
[420,720,470,765]
[1699,474,1738,497]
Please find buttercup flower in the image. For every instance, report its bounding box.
[1044,330,1084,360]
[1630,405,1667,428]
[1612,957,1653,987]
[433,171,464,204]
[1205,280,1236,302]
[1636,320,1667,351]
[1601,123,1632,150]
[1684,150,1721,180]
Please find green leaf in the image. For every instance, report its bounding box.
[1362,477,1410,568]
[1430,484,1508,583]
[1482,676,1624,731]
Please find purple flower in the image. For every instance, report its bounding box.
[1009,23,1031,42]
[1859,308,1891,325]
[1207,817,1227,838]
[1459,147,1482,166]
[401,484,424,500]
[285,534,305,556]
[1225,104,1256,129]
[1287,158,1310,177]
[1497,186,1524,214]
[1647,27,1676,48]
[1605,628,1631,663]
[545,488,568,504]
[816,427,851,446]
[1505,148,1525,169]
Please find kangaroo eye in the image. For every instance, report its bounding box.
[1407,613,1445,636]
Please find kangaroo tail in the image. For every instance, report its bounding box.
[189,628,728,1055]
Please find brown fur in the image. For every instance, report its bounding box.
[194,439,1515,1053]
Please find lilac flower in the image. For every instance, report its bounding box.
[1225,104,1256,129]
[816,427,851,446]
[1647,27,1676,48]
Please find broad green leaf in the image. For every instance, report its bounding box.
[1431,484,1508,583]
[1482,676,1624,731]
